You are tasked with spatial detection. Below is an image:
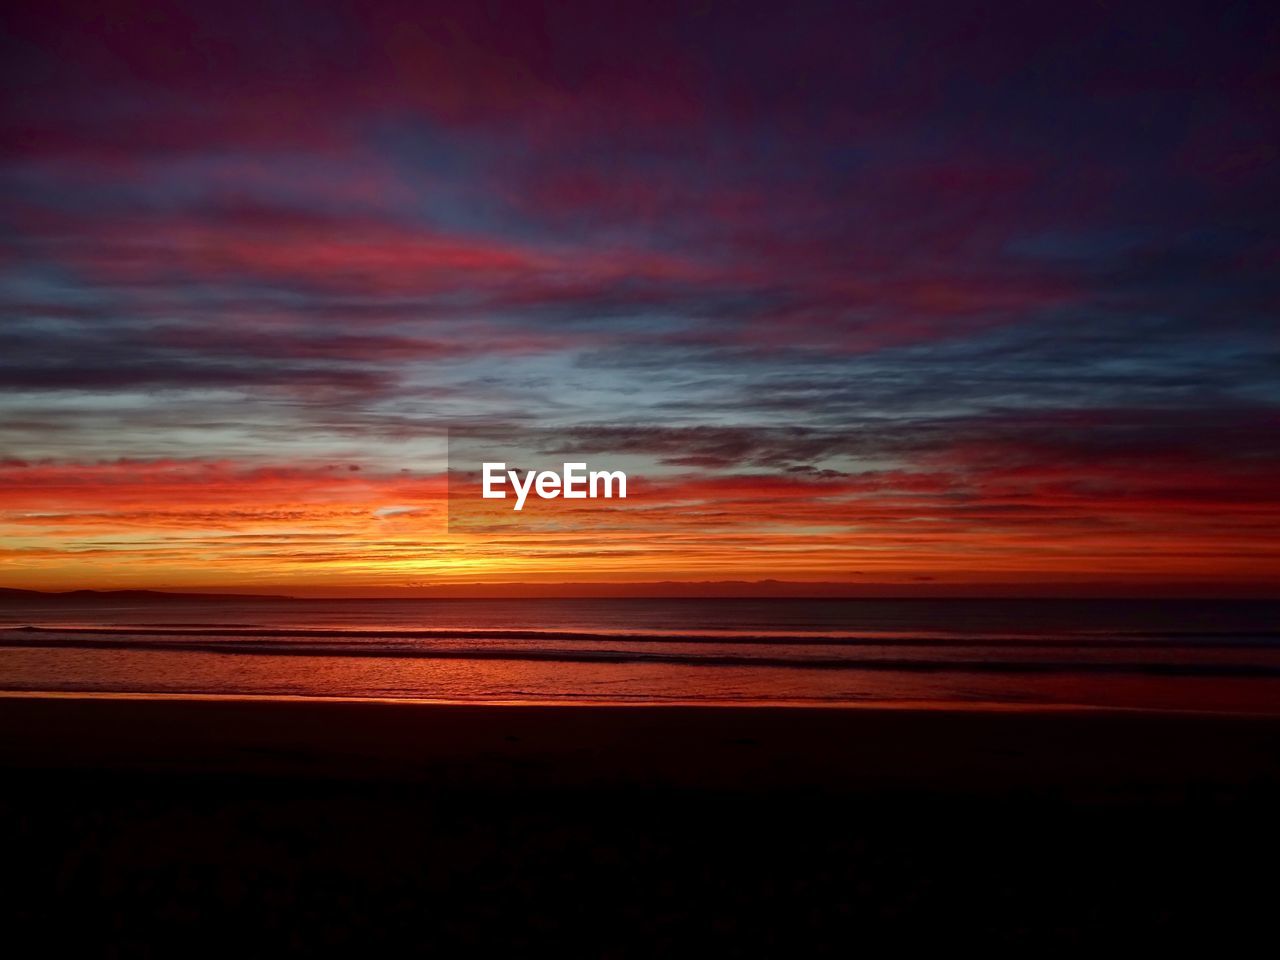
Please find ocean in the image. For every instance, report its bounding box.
[1,597,1277,713]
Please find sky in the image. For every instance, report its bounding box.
[1,0,1278,596]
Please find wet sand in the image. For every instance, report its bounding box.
[3,695,1279,952]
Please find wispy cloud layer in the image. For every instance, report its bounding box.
[2,1,1277,591]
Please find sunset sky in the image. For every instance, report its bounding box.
[2,1,1277,595]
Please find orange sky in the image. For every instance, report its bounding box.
[3,457,1276,597]
[4,3,1279,599]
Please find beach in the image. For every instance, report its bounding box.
[5,596,1279,713]
[5,695,1279,952]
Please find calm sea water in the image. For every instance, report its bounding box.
[1,598,1277,712]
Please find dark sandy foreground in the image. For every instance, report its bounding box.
[3,695,1279,954]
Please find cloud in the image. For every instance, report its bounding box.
[2,0,1278,589]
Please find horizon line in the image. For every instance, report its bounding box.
[3,584,1279,602]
